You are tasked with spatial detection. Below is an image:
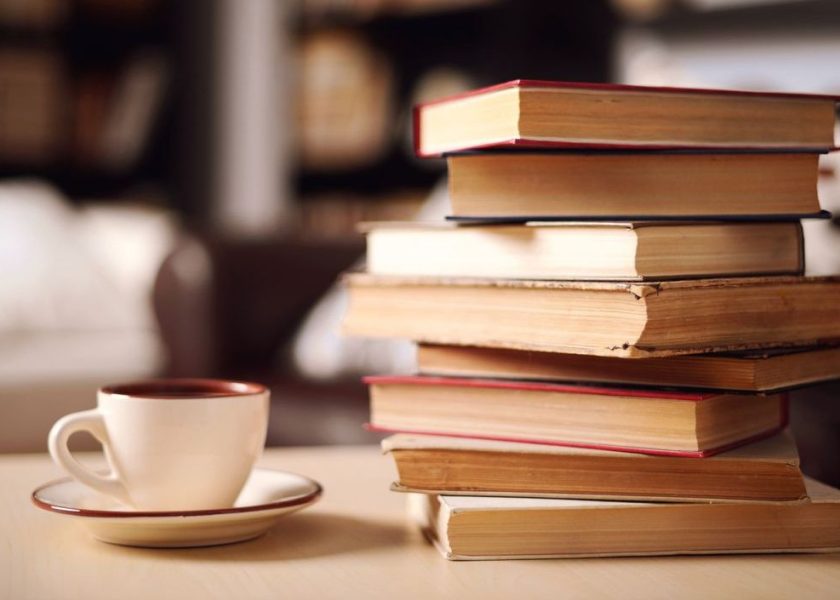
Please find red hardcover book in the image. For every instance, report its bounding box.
[364,375,788,458]
[413,79,839,157]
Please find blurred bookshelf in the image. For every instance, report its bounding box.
[0,0,618,227]
[0,0,171,200]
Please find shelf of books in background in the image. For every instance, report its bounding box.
[292,26,421,239]
[0,0,169,198]
[0,0,67,167]
[291,14,473,239]
[342,79,840,560]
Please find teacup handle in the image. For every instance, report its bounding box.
[48,410,132,506]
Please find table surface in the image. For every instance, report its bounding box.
[4,445,840,600]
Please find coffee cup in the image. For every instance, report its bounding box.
[48,379,270,511]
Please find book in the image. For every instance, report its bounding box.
[100,52,168,171]
[365,376,787,457]
[412,477,840,560]
[343,274,840,358]
[364,221,804,281]
[0,48,65,163]
[416,344,840,392]
[414,80,838,156]
[446,152,823,220]
[383,431,807,502]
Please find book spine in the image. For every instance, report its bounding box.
[412,104,422,157]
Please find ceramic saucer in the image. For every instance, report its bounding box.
[32,468,322,548]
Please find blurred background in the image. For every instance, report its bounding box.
[1,0,839,483]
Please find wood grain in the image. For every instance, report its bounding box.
[3,446,840,600]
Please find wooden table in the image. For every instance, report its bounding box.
[4,446,840,600]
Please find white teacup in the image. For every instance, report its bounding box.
[48,379,270,511]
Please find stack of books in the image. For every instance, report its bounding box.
[343,80,840,560]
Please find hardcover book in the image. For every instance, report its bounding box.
[416,344,840,392]
[412,477,840,560]
[445,152,823,220]
[364,221,804,281]
[343,274,840,358]
[365,375,788,457]
[414,80,839,156]
[383,431,807,502]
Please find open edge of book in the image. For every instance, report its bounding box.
[411,477,840,560]
[445,152,823,220]
[344,274,840,358]
[415,80,839,156]
[365,375,789,457]
[363,221,805,281]
[383,430,808,503]
[415,344,840,393]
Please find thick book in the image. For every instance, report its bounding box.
[446,152,823,220]
[343,274,840,358]
[383,431,806,503]
[365,376,788,457]
[412,477,840,560]
[417,344,840,392]
[414,80,838,156]
[364,221,804,281]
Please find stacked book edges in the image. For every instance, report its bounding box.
[383,430,807,503]
[344,79,840,560]
[344,274,840,358]
[410,478,840,560]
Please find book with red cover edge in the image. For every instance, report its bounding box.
[421,79,840,108]
[412,79,840,157]
[362,375,790,458]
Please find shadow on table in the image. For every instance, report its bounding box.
[111,513,414,561]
